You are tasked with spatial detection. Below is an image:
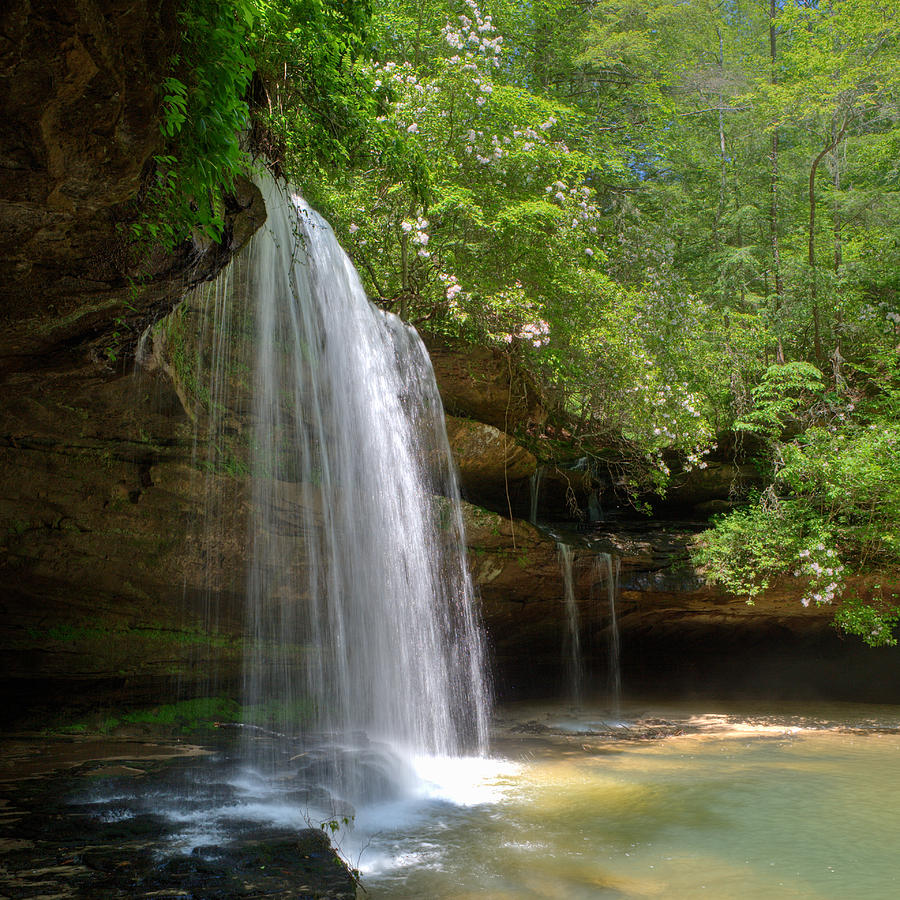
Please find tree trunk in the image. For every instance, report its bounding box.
[769,1,784,309]
[808,115,849,364]
[832,138,843,272]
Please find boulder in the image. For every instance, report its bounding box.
[423,333,546,432]
[445,416,536,509]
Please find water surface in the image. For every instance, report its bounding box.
[351,701,900,899]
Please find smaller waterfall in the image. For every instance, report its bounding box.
[529,466,545,524]
[557,543,582,705]
[594,553,622,713]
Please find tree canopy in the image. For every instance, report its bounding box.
[161,0,900,645]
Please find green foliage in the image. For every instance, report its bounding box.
[132,0,380,249]
[735,362,825,441]
[141,0,257,247]
[833,595,900,648]
[122,697,242,731]
[695,499,838,604]
[779,417,900,567]
[251,0,382,180]
[241,697,317,728]
[697,396,900,643]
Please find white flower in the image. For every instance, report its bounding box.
[348,223,359,234]
[407,123,419,133]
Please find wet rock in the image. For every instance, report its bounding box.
[422,332,546,432]
[446,415,536,509]
[0,2,266,367]
[0,747,358,899]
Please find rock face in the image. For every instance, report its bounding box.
[423,333,546,433]
[0,1,265,367]
[0,362,249,721]
[657,459,762,513]
[465,504,900,702]
[0,1,267,723]
[445,415,536,512]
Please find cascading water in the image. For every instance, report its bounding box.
[557,543,582,705]
[529,465,544,524]
[170,171,490,805]
[553,544,622,712]
[594,552,622,713]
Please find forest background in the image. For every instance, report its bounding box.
[143,0,900,646]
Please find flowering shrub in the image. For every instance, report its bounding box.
[696,400,900,645]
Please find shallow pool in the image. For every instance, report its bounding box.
[349,701,900,899]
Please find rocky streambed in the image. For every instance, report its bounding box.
[0,733,357,899]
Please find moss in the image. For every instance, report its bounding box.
[44,695,318,737]
[6,519,31,538]
[121,696,241,730]
[21,621,243,652]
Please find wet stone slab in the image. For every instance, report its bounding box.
[0,739,358,899]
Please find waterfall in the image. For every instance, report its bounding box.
[557,543,582,705]
[529,466,544,524]
[554,544,622,711]
[168,171,490,800]
[594,552,622,713]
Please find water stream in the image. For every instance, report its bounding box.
[557,543,582,705]
[595,552,622,714]
[529,466,545,524]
